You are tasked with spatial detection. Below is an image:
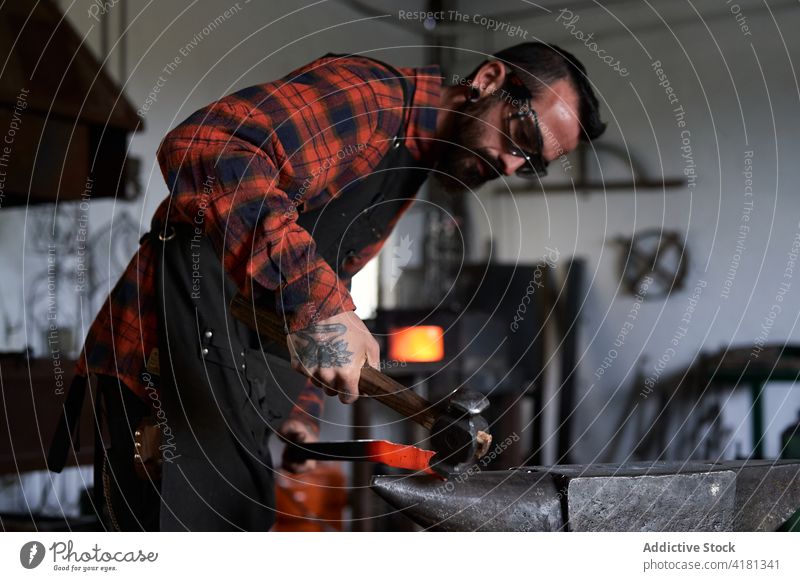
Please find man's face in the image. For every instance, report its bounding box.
[435,78,582,193]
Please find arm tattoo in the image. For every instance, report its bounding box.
[294,323,353,368]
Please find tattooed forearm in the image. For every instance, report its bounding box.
[294,323,353,368]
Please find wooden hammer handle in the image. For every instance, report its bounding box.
[230,293,436,430]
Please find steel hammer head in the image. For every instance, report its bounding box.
[429,389,491,477]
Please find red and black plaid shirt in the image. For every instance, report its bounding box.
[76,55,441,427]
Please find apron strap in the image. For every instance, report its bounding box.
[46,374,89,473]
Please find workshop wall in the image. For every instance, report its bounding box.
[453,0,800,463]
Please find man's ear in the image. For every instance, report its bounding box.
[471,61,507,98]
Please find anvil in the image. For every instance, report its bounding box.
[371,460,800,532]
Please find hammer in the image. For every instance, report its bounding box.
[230,293,491,476]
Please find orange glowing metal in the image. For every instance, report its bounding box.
[285,440,441,478]
[367,440,438,476]
[388,325,445,363]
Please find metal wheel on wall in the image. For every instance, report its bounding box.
[616,229,688,299]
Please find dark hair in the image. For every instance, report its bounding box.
[468,42,606,142]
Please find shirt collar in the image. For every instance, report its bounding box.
[397,65,441,166]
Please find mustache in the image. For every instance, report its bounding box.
[434,145,505,194]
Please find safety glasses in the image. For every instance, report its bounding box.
[504,105,548,179]
[499,70,549,179]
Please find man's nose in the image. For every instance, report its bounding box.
[498,153,528,176]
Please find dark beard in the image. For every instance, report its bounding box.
[434,97,504,194]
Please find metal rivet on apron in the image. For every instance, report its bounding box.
[201,348,209,356]
[158,225,176,241]
[240,351,245,357]
[204,330,213,340]
[392,136,402,149]
[241,363,246,370]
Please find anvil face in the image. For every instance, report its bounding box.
[371,460,800,532]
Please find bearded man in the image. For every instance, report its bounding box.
[50,43,605,531]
